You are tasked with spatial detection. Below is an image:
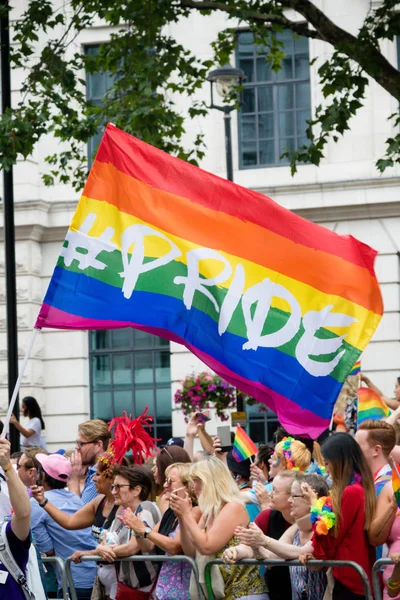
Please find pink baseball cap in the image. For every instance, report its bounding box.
[36,454,71,482]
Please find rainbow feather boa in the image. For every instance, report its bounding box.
[310,496,336,535]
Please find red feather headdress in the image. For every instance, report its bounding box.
[108,408,159,465]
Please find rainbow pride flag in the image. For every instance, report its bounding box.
[357,387,391,425]
[36,124,383,437]
[349,360,361,376]
[232,425,258,462]
[392,463,400,508]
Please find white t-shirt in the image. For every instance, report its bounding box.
[20,417,43,448]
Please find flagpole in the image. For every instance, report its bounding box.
[2,328,40,438]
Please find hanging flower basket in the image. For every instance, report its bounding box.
[174,371,236,422]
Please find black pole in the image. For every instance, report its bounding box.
[1,1,20,451]
[223,109,233,182]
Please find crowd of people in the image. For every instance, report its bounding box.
[1,381,400,600]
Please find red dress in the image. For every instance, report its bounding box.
[311,483,375,595]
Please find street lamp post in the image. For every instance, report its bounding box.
[1,1,19,451]
[206,64,245,412]
[206,64,245,182]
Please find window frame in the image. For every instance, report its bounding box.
[89,329,173,443]
[236,28,311,170]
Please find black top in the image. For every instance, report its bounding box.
[155,507,178,555]
[265,509,293,600]
[91,496,118,542]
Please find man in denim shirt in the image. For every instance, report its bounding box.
[30,453,97,599]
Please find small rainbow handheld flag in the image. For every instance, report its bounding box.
[357,387,391,425]
[349,361,361,376]
[392,463,400,508]
[232,425,258,462]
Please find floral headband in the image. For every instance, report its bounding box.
[281,436,298,470]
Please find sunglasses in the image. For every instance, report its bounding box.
[16,463,34,470]
[75,440,97,448]
[110,484,131,492]
[161,447,173,460]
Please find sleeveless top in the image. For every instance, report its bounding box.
[265,510,292,600]
[217,535,268,599]
[91,496,118,542]
[290,530,326,600]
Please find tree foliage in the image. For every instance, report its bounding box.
[2,0,400,188]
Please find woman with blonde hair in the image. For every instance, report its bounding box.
[119,462,201,599]
[269,437,312,477]
[170,456,268,600]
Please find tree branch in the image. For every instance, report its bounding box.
[181,0,400,100]
[179,0,321,39]
[281,0,400,100]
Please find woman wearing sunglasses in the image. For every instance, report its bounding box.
[119,462,201,599]
[95,465,160,600]
[152,445,191,515]
[31,451,119,599]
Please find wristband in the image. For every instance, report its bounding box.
[3,464,12,473]
[39,498,49,509]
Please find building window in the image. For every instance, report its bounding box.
[237,30,311,168]
[90,329,172,444]
[85,45,114,164]
[245,403,279,444]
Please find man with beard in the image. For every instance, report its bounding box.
[69,420,111,504]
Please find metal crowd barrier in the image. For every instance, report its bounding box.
[64,554,202,600]
[372,558,397,600]
[204,558,373,600]
[42,555,69,600]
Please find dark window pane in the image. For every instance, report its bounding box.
[114,389,133,416]
[239,58,254,83]
[243,88,255,113]
[277,29,294,53]
[155,351,171,384]
[279,111,295,137]
[135,388,155,416]
[93,391,112,421]
[238,31,255,56]
[279,137,295,158]
[153,336,169,348]
[156,425,173,446]
[258,87,273,112]
[276,57,293,81]
[259,113,274,138]
[278,84,294,110]
[92,331,110,350]
[113,353,132,386]
[259,140,275,165]
[296,109,311,136]
[294,35,309,54]
[156,388,172,419]
[249,420,265,445]
[241,115,257,140]
[92,355,111,388]
[88,73,105,100]
[296,82,311,109]
[298,135,310,148]
[294,54,309,79]
[256,57,273,82]
[134,329,153,348]
[134,352,153,386]
[112,329,132,349]
[242,142,257,166]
